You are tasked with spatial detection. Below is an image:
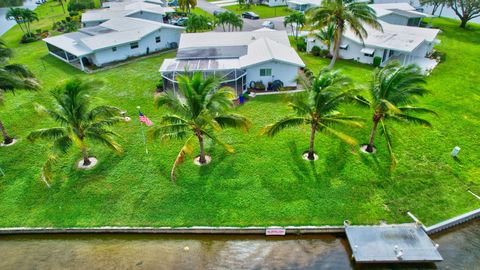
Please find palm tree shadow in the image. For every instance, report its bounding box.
[358,152,391,178]
[288,141,315,182]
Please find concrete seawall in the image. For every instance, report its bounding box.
[0,226,345,235]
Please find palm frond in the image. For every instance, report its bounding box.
[52,135,73,154]
[40,153,57,188]
[214,113,251,132]
[262,117,306,137]
[88,105,122,120]
[202,129,235,153]
[318,122,358,145]
[171,135,196,182]
[389,113,433,127]
[85,130,123,153]
[398,106,438,116]
[380,120,397,170]
[28,127,67,142]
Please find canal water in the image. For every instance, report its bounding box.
[0,0,38,36]
[0,220,478,269]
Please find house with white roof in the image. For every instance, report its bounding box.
[44,0,182,71]
[302,3,439,71]
[82,0,174,27]
[306,21,440,71]
[286,0,320,12]
[369,3,431,26]
[160,29,305,95]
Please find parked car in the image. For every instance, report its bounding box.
[242,12,260,20]
[261,21,275,29]
[213,10,225,16]
[171,17,188,26]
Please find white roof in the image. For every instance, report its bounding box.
[369,3,430,19]
[343,21,440,53]
[45,17,183,55]
[44,32,92,56]
[178,31,291,49]
[287,0,319,6]
[82,0,173,22]
[239,37,304,68]
[160,30,304,72]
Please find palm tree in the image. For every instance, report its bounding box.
[28,79,124,182]
[22,9,39,37]
[0,39,40,145]
[215,11,243,32]
[57,0,66,13]
[362,61,436,168]
[307,0,381,69]
[6,8,38,37]
[178,0,197,13]
[314,23,336,55]
[5,8,26,35]
[185,13,212,33]
[263,69,363,160]
[283,11,305,41]
[152,72,251,181]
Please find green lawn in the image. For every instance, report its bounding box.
[225,4,293,19]
[0,1,479,228]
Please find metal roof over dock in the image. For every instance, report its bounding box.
[346,223,443,263]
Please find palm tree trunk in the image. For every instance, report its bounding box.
[197,133,207,164]
[81,146,91,165]
[328,24,343,70]
[0,119,14,145]
[366,115,380,153]
[60,0,66,13]
[307,123,317,160]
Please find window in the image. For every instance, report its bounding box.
[112,46,117,52]
[155,36,161,43]
[364,53,374,57]
[339,44,349,50]
[130,42,139,49]
[260,68,272,77]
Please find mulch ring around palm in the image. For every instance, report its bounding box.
[0,139,18,147]
[77,157,98,170]
[360,144,377,154]
[193,155,212,166]
[302,151,319,161]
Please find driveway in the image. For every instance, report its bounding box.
[197,0,290,33]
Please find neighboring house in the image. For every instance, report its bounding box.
[44,17,183,71]
[369,3,430,27]
[306,21,440,71]
[44,0,181,71]
[286,0,318,11]
[160,29,305,95]
[82,0,174,27]
[259,0,288,7]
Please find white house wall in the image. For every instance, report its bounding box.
[246,61,299,87]
[127,11,164,22]
[267,0,287,7]
[90,28,181,66]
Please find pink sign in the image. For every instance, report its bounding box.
[266,228,286,236]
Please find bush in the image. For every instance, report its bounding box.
[21,34,38,44]
[431,51,446,62]
[319,49,330,58]
[68,0,95,12]
[69,11,79,17]
[296,39,306,52]
[311,46,321,56]
[373,56,382,67]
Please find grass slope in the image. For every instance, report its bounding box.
[0,4,479,227]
